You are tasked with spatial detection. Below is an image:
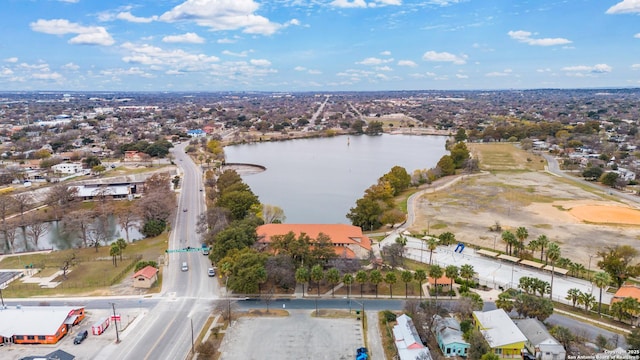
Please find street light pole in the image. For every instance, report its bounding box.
[111,303,120,343]
[190,318,195,355]
[588,254,595,281]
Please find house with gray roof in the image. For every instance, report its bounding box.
[432,315,470,357]
[514,318,565,360]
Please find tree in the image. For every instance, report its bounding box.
[219,248,268,294]
[310,264,324,297]
[346,196,383,231]
[436,155,455,176]
[577,292,596,312]
[355,270,368,298]
[369,270,382,298]
[379,166,411,195]
[437,231,456,246]
[546,242,561,300]
[26,213,49,249]
[495,290,515,313]
[44,183,77,221]
[295,267,310,296]
[460,264,475,285]
[467,329,491,360]
[597,245,640,287]
[626,329,640,351]
[513,294,554,321]
[401,270,413,299]
[326,268,341,297]
[260,204,286,224]
[116,238,127,261]
[384,272,397,298]
[593,271,612,316]
[217,190,260,221]
[414,269,426,299]
[550,326,574,353]
[426,237,438,265]
[445,265,459,298]
[514,227,528,257]
[536,235,549,262]
[501,230,516,256]
[565,288,581,307]
[116,205,139,242]
[582,166,604,180]
[600,172,619,187]
[450,142,470,169]
[110,242,120,267]
[428,265,444,301]
[343,273,354,298]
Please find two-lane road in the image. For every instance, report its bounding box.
[96,144,220,360]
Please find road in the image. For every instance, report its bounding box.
[94,143,221,360]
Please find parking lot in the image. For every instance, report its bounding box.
[1,308,144,360]
[219,310,365,360]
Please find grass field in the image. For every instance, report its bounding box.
[468,142,546,171]
[0,232,168,297]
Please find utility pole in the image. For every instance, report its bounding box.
[111,302,120,343]
[190,318,194,355]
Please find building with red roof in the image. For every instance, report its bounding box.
[132,265,159,289]
[256,224,372,259]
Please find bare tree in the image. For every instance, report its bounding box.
[62,209,94,248]
[2,223,17,253]
[261,204,286,224]
[61,253,76,279]
[12,192,33,227]
[44,183,78,221]
[0,195,16,247]
[26,212,49,249]
[117,204,139,242]
[88,213,110,252]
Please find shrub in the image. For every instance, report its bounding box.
[141,219,166,237]
[382,310,397,322]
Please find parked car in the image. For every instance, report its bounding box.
[207,268,215,277]
[74,330,88,344]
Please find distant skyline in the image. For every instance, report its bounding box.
[1,0,639,92]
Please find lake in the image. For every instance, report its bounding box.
[224,134,448,224]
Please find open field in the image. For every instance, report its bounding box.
[409,143,640,267]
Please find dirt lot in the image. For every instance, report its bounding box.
[408,144,640,268]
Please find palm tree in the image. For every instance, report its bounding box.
[578,292,596,313]
[326,268,341,298]
[536,235,549,262]
[593,271,612,316]
[547,242,561,300]
[310,264,324,297]
[109,242,119,267]
[401,270,413,299]
[343,273,354,299]
[501,230,516,256]
[527,239,540,258]
[384,272,397,299]
[295,267,310,297]
[428,265,444,302]
[426,237,438,265]
[414,269,427,299]
[355,270,368,298]
[515,227,529,257]
[369,270,383,298]
[459,264,475,286]
[566,288,581,307]
[116,238,127,261]
[569,263,586,278]
[445,265,459,298]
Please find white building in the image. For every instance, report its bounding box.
[514,319,566,360]
[51,162,84,175]
[393,314,432,360]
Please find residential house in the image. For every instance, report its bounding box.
[428,274,453,293]
[472,309,526,358]
[611,284,640,304]
[432,315,470,357]
[393,314,432,360]
[51,162,84,175]
[514,318,565,360]
[187,129,205,137]
[255,224,372,259]
[132,265,159,289]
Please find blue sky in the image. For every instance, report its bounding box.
[1,0,639,91]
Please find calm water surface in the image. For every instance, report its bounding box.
[225,134,448,224]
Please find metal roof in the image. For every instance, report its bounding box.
[0,306,83,338]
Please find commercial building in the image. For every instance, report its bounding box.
[0,306,85,345]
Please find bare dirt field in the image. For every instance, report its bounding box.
[408,143,640,268]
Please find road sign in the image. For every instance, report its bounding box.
[165,247,203,253]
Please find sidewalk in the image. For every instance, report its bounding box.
[553,308,631,334]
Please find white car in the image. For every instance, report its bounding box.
[207,268,215,277]
[181,262,189,272]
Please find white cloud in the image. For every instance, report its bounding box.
[357,57,393,65]
[4,57,18,63]
[422,51,467,65]
[217,38,237,44]
[62,62,80,70]
[397,60,417,67]
[428,0,465,5]
[294,66,306,71]
[485,69,513,77]
[606,0,640,14]
[222,50,252,57]
[635,33,640,38]
[562,64,612,73]
[380,50,391,56]
[0,68,14,76]
[455,74,468,79]
[121,42,220,71]
[100,67,154,78]
[32,72,63,80]
[330,0,367,7]
[632,64,640,70]
[508,30,571,46]
[163,32,205,44]
[58,0,79,3]
[116,12,158,23]
[375,66,393,71]
[159,0,284,36]
[30,19,115,46]
[250,59,271,67]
